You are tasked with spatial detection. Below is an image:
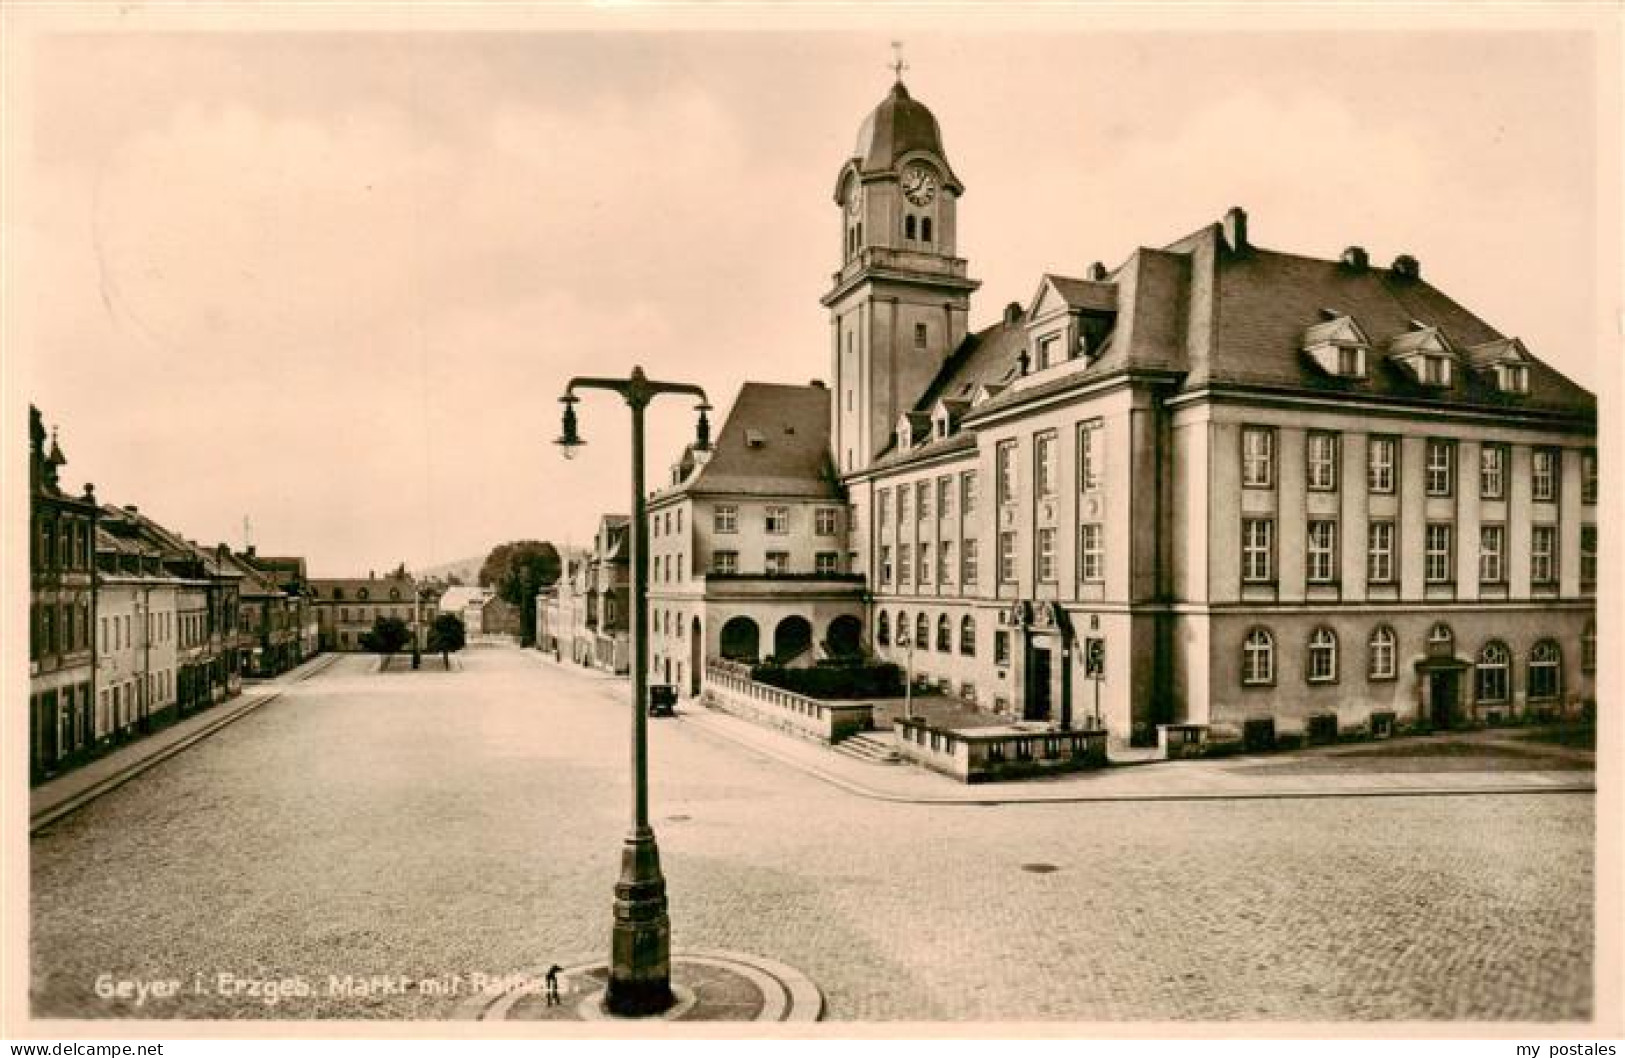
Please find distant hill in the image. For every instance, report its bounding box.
[417,555,484,585]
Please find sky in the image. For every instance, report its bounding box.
[14,22,1606,577]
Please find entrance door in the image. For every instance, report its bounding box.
[1429,670,1457,729]
[1025,647,1053,722]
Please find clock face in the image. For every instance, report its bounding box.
[903,165,938,206]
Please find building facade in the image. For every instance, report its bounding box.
[646,382,865,697]
[822,80,1595,743]
[28,407,99,782]
[309,573,421,651]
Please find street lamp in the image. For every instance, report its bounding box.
[555,366,710,1018]
[898,628,915,722]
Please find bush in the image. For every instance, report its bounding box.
[751,662,904,700]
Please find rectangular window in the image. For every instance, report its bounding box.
[1035,431,1057,499]
[917,481,931,521]
[1338,346,1365,378]
[1241,518,1274,583]
[714,505,738,534]
[994,630,1010,667]
[711,551,737,575]
[1306,520,1337,583]
[815,507,839,536]
[1037,527,1056,582]
[765,506,789,534]
[1423,355,1452,386]
[1078,421,1103,492]
[1080,524,1104,582]
[1479,525,1505,584]
[1531,448,1559,502]
[1425,523,1453,583]
[1425,439,1454,497]
[1307,432,1339,492]
[919,543,932,585]
[962,539,979,587]
[899,544,912,586]
[1480,445,1506,500]
[914,322,928,349]
[938,476,953,519]
[1530,524,1557,584]
[1581,525,1596,590]
[899,486,912,525]
[1036,333,1059,370]
[1582,450,1598,505]
[1367,436,1396,494]
[765,551,789,576]
[997,441,1018,505]
[940,541,954,585]
[880,545,893,585]
[1242,427,1274,488]
[998,531,1017,583]
[815,552,839,575]
[877,490,890,527]
[962,471,978,515]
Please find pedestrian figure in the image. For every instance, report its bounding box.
[544,964,562,1006]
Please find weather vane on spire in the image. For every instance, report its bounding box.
[890,40,908,83]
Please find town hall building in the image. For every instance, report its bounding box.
[660,75,1597,746]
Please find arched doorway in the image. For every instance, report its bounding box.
[827,615,863,658]
[689,618,703,696]
[773,615,813,663]
[720,616,760,663]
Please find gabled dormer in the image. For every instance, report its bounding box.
[930,398,969,440]
[1023,272,1119,372]
[1465,337,1533,395]
[1387,320,1457,388]
[1301,309,1372,379]
[894,411,931,453]
[970,382,1008,407]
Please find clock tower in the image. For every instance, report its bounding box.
[822,77,980,475]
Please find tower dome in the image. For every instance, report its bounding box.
[851,81,962,187]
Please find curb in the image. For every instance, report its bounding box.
[30,653,342,834]
[453,948,824,1023]
[678,708,1596,807]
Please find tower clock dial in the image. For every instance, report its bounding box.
[902,164,938,206]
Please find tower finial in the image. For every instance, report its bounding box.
[890,40,908,83]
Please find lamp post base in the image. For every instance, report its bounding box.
[604,826,673,1017]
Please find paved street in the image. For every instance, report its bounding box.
[31,646,1593,1022]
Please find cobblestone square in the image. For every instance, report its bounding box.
[30,647,1593,1022]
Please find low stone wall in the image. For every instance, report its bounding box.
[893,719,1109,783]
[703,662,872,745]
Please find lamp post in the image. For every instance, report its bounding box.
[556,366,710,1018]
[899,628,915,721]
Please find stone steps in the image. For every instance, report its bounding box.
[832,731,900,765]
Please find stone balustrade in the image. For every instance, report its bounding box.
[893,718,1109,783]
[703,660,872,744]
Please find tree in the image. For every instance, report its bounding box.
[479,540,561,647]
[428,612,466,668]
[359,615,411,657]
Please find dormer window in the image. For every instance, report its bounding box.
[1300,312,1371,379]
[1421,354,1452,386]
[1496,362,1529,394]
[1035,334,1060,371]
[1338,346,1366,378]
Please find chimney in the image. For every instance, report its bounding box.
[808,379,826,389]
[246,545,257,559]
[1003,301,1022,325]
[1341,246,1369,270]
[369,569,376,579]
[124,504,139,514]
[1223,206,1248,251]
[1391,254,1420,280]
[1086,261,1107,281]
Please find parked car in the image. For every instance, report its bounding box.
[648,684,677,717]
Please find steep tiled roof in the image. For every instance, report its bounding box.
[308,576,416,602]
[670,383,840,499]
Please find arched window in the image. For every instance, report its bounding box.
[896,611,909,646]
[960,615,976,656]
[1528,640,1562,701]
[916,612,930,651]
[1428,622,1453,655]
[1368,625,1397,680]
[921,216,933,243]
[904,214,917,240]
[877,611,890,646]
[1476,641,1510,702]
[1242,628,1274,685]
[1582,621,1596,674]
[1307,627,1338,683]
[936,614,950,652]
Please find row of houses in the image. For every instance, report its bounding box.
[537,534,627,673]
[28,406,320,784]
